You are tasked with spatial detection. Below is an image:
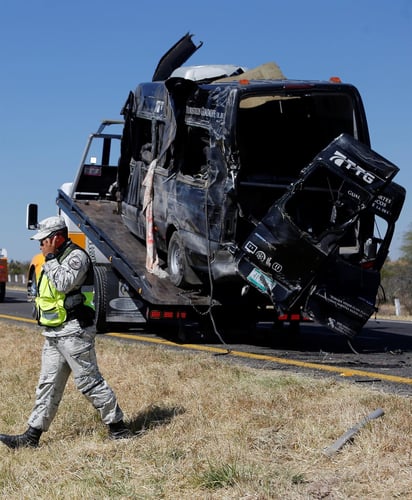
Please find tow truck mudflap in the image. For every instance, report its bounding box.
[235,134,405,337]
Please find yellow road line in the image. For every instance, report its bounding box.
[0,314,37,324]
[108,332,412,386]
[2,315,411,386]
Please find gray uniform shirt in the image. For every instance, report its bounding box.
[41,244,90,338]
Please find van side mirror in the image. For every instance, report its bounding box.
[26,203,39,230]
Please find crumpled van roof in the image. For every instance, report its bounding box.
[170,64,247,81]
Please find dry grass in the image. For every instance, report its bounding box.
[0,323,411,499]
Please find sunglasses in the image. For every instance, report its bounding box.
[39,231,59,246]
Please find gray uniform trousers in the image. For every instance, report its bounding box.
[27,320,124,431]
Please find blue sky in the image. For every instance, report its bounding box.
[1,0,411,261]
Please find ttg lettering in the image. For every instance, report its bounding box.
[330,150,375,184]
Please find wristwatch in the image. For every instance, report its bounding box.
[45,253,56,261]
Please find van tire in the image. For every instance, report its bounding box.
[167,231,190,288]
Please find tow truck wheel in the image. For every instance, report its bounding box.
[94,264,109,333]
[167,231,190,288]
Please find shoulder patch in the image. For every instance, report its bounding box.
[68,255,82,270]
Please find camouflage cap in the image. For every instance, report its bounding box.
[30,216,67,240]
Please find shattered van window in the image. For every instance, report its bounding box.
[283,164,363,239]
[364,212,388,260]
[179,126,210,178]
[237,92,357,183]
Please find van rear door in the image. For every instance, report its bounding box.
[235,134,404,337]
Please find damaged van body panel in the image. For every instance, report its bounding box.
[117,34,405,337]
[235,134,405,336]
[119,82,372,274]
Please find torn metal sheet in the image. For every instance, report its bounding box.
[152,32,203,82]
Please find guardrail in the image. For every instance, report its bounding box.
[7,275,26,285]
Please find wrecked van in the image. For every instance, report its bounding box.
[117,33,405,336]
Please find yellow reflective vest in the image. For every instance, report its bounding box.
[35,273,67,327]
[35,242,94,328]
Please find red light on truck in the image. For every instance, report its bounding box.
[149,310,162,319]
[148,310,188,320]
[329,76,342,83]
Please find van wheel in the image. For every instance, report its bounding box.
[167,232,190,288]
[94,264,109,333]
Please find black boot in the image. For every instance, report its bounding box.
[0,426,42,449]
[108,420,132,440]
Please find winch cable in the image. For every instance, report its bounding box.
[347,338,360,355]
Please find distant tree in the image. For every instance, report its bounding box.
[8,260,30,276]
[400,224,412,262]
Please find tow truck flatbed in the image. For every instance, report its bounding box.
[57,189,213,307]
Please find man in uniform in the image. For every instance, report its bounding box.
[0,216,131,449]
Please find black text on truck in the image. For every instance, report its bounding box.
[29,33,405,338]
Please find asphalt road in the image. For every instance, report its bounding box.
[1,287,412,395]
[1,287,35,318]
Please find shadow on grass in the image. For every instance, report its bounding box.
[127,404,186,434]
